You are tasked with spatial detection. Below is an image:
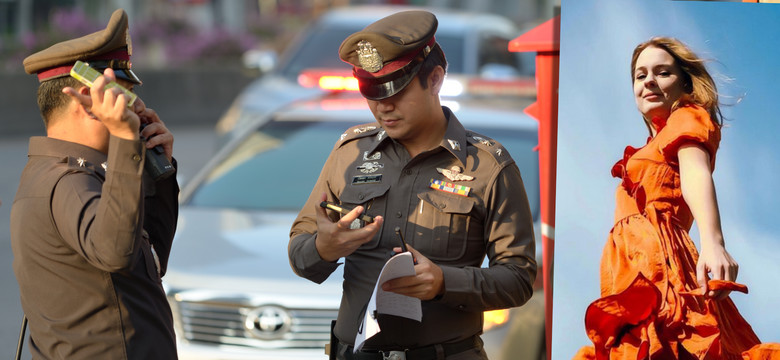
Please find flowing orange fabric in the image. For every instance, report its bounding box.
[574,105,780,360]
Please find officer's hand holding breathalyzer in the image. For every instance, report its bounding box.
[315,193,384,262]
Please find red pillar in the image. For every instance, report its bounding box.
[509,16,559,360]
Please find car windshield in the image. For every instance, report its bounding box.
[188,120,540,219]
[280,24,464,80]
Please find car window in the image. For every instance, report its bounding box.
[477,34,522,77]
[189,121,342,210]
[189,120,539,219]
[279,26,355,80]
[434,35,464,74]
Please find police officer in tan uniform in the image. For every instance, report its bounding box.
[11,9,178,359]
[289,11,536,360]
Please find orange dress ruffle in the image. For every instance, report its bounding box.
[574,105,780,360]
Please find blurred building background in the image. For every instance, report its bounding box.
[0,0,558,135]
[1,0,558,72]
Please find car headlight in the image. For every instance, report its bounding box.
[483,309,510,332]
[440,78,465,97]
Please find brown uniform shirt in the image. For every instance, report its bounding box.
[11,136,179,359]
[289,108,536,349]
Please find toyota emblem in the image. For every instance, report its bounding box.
[244,305,292,340]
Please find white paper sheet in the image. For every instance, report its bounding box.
[354,252,422,352]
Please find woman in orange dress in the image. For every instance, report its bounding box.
[574,37,779,360]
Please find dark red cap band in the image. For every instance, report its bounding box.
[36,49,130,82]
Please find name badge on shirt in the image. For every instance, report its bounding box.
[352,174,383,185]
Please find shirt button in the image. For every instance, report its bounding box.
[395,212,402,218]
[358,194,365,200]
[458,305,466,310]
[404,169,412,175]
[132,154,141,161]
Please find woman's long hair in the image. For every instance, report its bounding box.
[631,37,723,127]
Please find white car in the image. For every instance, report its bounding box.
[166,90,543,359]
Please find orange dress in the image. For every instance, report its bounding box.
[574,105,780,360]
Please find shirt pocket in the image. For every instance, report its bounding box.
[411,191,477,261]
[338,184,390,250]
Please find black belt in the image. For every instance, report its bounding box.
[339,336,478,360]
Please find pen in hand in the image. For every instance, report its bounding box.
[394,227,417,264]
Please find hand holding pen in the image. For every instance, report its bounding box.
[384,231,444,300]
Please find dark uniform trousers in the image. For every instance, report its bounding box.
[290,107,537,358]
[337,336,488,360]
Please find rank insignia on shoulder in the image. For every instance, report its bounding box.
[429,179,471,197]
[437,166,474,181]
[377,130,386,141]
[472,135,493,146]
[496,148,503,157]
[447,139,461,151]
[354,126,377,134]
[340,133,348,141]
[77,157,86,167]
[352,174,383,185]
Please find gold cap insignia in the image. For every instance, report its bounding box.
[357,40,383,73]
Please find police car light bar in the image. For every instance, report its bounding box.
[298,69,359,91]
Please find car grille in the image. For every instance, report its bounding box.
[172,299,337,349]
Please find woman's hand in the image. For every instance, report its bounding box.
[678,143,738,300]
[697,238,739,300]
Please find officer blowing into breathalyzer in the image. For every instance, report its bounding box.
[11,9,179,359]
[289,10,537,360]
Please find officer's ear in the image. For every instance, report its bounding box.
[428,65,445,95]
[77,84,91,96]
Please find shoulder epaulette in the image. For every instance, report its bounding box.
[335,123,384,148]
[63,156,104,175]
[465,131,513,166]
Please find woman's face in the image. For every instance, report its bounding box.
[633,46,687,122]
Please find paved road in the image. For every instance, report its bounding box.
[0,124,216,358]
